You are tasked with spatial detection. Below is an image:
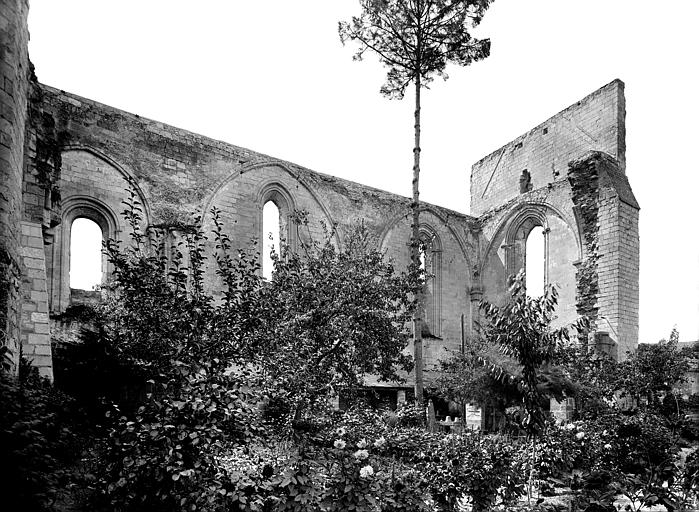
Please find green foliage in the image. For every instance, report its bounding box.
[0,361,83,512]
[436,336,524,419]
[478,270,583,435]
[616,329,690,415]
[60,194,419,510]
[421,434,525,511]
[339,0,494,405]
[13,192,697,512]
[246,217,416,422]
[339,0,493,99]
[555,344,618,418]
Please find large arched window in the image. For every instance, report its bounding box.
[503,207,549,296]
[49,197,120,312]
[262,200,281,280]
[419,228,442,338]
[257,183,295,281]
[525,225,545,297]
[69,217,103,290]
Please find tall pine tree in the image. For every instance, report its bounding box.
[340,0,492,404]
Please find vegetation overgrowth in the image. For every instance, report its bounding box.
[1,197,697,511]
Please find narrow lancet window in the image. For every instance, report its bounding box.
[70,217,103,290]
[525,226,545,297]
[262,201,281,280]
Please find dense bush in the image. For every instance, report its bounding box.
[64,197,419,511]
[0,361,84,511]
[5,194,697,511]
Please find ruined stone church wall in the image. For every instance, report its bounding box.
[0,0,30,372]
[30,85,478,384]
[1,0,640,382]
[477,182,581,328]
[472,81,639,357]
[470,79,626,217]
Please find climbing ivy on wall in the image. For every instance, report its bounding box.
[28,82,70,217]
[567,154,601,342]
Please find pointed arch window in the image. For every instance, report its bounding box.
[49,197,119,313]
[257,183,296,281]
[503,208,549,297]
[419,229,442,338]
[525,225,545,297]
[262,200,281,280]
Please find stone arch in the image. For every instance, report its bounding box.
[419,222,443,337]
[49,195,119,313]
[479,201,582,278]
[201,161,340,291]
[50,147,151,313]
[61,144,152,223]
[480,201,581,326]
[377,207,473,357]
[257,180,298,255]
[202,160,340,249]
[502,205,550,281]
[377,206,472,270]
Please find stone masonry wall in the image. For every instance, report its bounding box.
[568,151,639,359]
[596,155,639,357]
[476,181,580,328]
[31,84,479,387]
[470,79,626,217]
[19,220,52,378]
[0,0,29,372]
[0,4,640,387]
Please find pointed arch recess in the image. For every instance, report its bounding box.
[61,144,152,224]
[479,201,582,279]
[202,160,340,249]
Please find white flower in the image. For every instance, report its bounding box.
[565,423,576,431]
[575,432,585,440]
[359,465,374,478]
[334,439,346,449]
[356,438,368,449]
[336,427,347,436]
[354,449,369,460]
[604,443,612,450]
[373,436,386,448]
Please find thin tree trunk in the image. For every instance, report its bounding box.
[412,73,424,406]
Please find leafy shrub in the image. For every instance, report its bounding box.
[73,196,420,511]
[0,361,83,512]
[394,401,425,427]
[424,433,526,511]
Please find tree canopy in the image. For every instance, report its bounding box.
[339,0,493,98]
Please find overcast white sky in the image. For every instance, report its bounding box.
[28,0,699,343]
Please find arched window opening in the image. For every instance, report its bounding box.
[69,217,103,290]
[419,232,442,338]
[262,200,281,280]
[525,226,545,297]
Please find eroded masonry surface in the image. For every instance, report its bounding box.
[1,1,638,404]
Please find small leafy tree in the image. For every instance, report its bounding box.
[214,213,417,425]
[436,336,522,426]
[339,0,493,403]
[479,270,581,435]
[95,197,263,512]
[556,343,618,418]
[86,195,419,511]
[478,271,584,504]
[616,328,689,416]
